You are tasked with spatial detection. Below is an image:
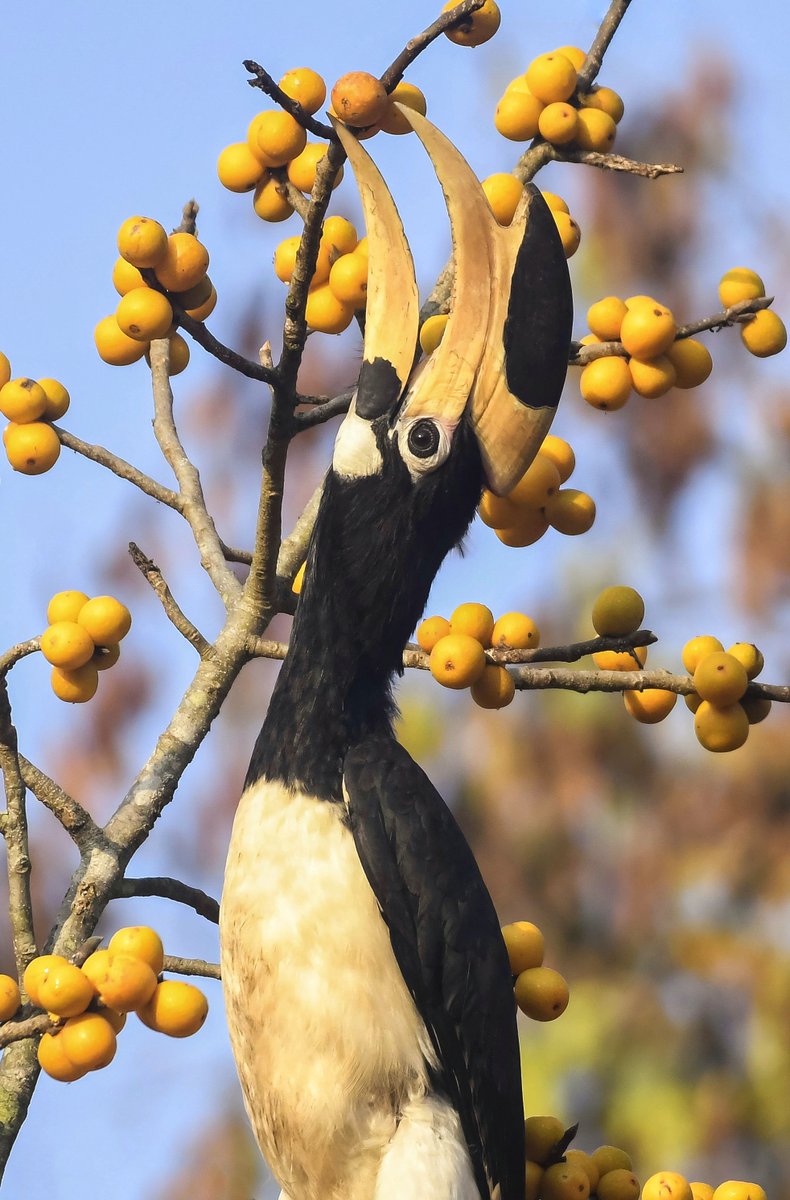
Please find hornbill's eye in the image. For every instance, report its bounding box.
[398,416,451,477]
[407,419,441,459]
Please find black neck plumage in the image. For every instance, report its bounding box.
[245,422,484,801]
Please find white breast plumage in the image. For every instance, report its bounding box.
[220,778,442,1200]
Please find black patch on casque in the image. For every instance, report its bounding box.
[355,357,404,420]
[246,419,484,800]
[503,183,574,410]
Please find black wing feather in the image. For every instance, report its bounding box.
[344,733,525,1200]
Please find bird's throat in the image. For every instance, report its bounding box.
[246,435,483,800]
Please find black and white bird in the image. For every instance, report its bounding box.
[220,108,572,1200]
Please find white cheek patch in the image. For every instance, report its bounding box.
[332,408,383,479]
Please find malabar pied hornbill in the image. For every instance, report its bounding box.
[220,108,572,1200]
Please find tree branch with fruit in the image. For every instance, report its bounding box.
[0,1,786,1195]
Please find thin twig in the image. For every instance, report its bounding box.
[52,620,249,953]
[18,757,100,853]
[402,631,656,668]
[114,876,220,924]
[493,631,655,664]
[516,140,682,185]
[244,629,790,704]
[279,140,346,388]
[570,297,773,366]
[296,391,353,430]
[294,388,352,432]
[0,1015,53,1051]
[278,173,311,221]
[276,477,326,584]
[381,0,486,90]
[242,150,345,622]
[243,0,487,147]
[128,542,212,658]
[248,630,656,667]
[56,428,181,511]
[297,391,349,406]
[163,955,221,980]
[244,61,336,140]
[509,667,691,695]
[246,638,289,661]
[220,540,253,566]
[265,475,327,616]
[0,682,37,980]
[557,148,682,180]
[168,306,278,384]
[73,937,103,966]
[675,296,773,339]
[509,668,786,701]
[425,146,681,319]
[0,642,40,677]
[577,0,634,92]
[175,201,199,235]
[149,338,243,607]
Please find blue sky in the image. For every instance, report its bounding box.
[2,2,790,1196]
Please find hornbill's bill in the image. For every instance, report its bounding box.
[220,108,572,1200]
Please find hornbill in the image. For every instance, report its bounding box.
[220,108,572,1200]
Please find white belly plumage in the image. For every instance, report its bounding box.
[220,777,480,1200]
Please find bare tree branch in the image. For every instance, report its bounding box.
[67,620,249,922]
[0,689,45,1149]
[244,61,336,140]
[556,148,682,180]
[0,0,749,1173]
[422,1,663,322]
[570,297,773,366]
[296,391,353,430]
[401,631,657,670]
[278,172,311,221]
[18,757,100,853]
[277,477,325,585]
[247,631,656,666]
[239,141,348,622]
[128,542,213,658]
[174,200,198,235]
[0,642,40,677]
[149,339,243,606]
[0,1015,53,1051]
[246,631,788,703]
[114,876,220,924]
[675,296,773,339]
[381,0,486,90]
[516,140,682,185]
[490,635,655,665]
[0,682,37,980]
[220,541,253,566]
[171,305,279,384]
[279,143,346,388]
[163,955,221,980]
[510,665,689,694]
[236,144,345,625]
[577,0,634,91]
[56,427,181,511]
[510,668,784,702]
[247,638,289,661]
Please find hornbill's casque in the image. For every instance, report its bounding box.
[220,108,572,1200]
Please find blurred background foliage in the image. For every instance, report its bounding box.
[2,4,790,1197]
